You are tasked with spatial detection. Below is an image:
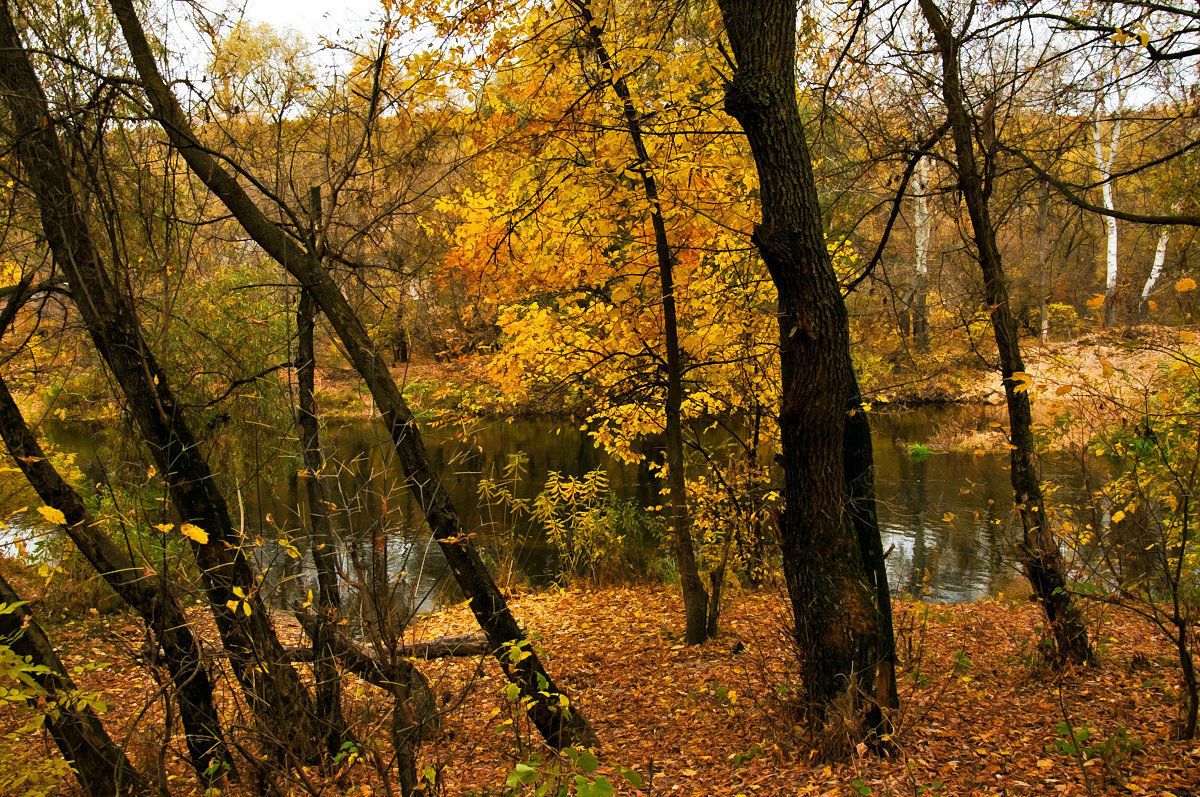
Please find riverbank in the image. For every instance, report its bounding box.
[8,584,1197,796]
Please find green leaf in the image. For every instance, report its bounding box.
[577,749,599,773]
[575,775,614,797]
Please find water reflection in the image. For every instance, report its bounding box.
[27,407,1088,609]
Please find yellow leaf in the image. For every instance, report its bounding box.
[154,523,174,533]
[1176,277,1197,293]
[36,506,66,526]
[942,512,955,523]
[179,523,208,544]
[1085,293,1106,308]
[1011,371,1033,393]
[1148,300,1159,312]
[1111,510,1125,524]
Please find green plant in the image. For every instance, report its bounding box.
[479,462,667,585]
[0,602,88,796]
[906,442,932,461]
[1051,721,1141,786]
[503,746,641,796]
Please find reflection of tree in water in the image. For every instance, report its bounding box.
[76,410,1093,618]
[895,448,930,597]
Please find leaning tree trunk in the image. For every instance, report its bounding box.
[109,0,594,750]
[0,573,150,797]
[0,373,229,777]
[919,0,1091,665]
[574,0,710,644]
[716,0,895,743]
[0,1,325,759]
[1139,226,1170,319]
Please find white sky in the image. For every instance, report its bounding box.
[161,0,386,75]
[231,0,384,42]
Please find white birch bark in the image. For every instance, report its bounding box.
[1093,79,1125,327]
[1140,226,1170,314]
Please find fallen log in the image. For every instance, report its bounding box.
[294,611,442,739]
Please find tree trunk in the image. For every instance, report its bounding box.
[0,573,150,797]
[911,157,931,352]
[296,286,348,754]
[0,374,229,778]
[0,1,325,759]
[1092,85,1124,328]
[1037,182,1051,345]
[919,0,1091,665]
[109,0,594,749]
[716,0,894,743]
[1140,227,1170,319]
[573,0,710,644]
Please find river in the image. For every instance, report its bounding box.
[9,406,1090,619]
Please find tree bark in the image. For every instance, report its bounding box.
[0,374,229,777]
[1037,182,1051,345]
[911,157,931,351]
[1140,226,1170,318]
[0,0,325,759]
[919,0,1091,665]
[1092,78,1124,328]
[716,0,894,741]
[0,573,150,797]
[573,0,710,644]
[296,285,348,754]
[109,0,594,750]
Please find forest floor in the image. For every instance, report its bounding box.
[10,584,1199,796]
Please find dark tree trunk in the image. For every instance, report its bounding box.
[395,303,409,364]
[0,2,325,759]
[574,0,710,644]
[716,0,895,741]
[0,374,229,778]
[844,385,898,713]
[0,573,150,797]
[110,0,594,749]
[296,287,348,753]
[919,0,1091,665]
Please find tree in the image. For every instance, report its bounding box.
[917,0,1091,664]
[108,0,596,752]
[1089,52,1127,327]
[0,0,328,761]
[716,0,896,744]
[568,0,711,645]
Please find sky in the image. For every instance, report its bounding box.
[161,0,386,75]
[231,0,383,43]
